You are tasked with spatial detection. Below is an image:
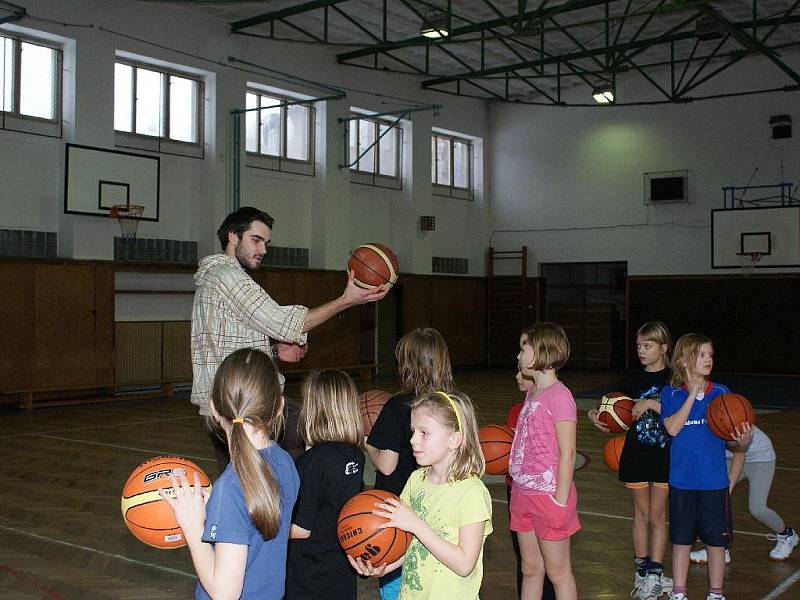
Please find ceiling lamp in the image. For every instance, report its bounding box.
[420,10,449,39]
[592,84,615,104]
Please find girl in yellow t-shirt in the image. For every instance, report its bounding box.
[349,391,493,599]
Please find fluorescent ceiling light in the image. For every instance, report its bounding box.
[592,85,614,104]
[421,10,449,39]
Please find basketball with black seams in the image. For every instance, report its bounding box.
[121,455,211,549]
[479,424,514,475]
[337,490,411,566]
[596,392,635,433]
[347,244,399,290]
[359,390,392,437]
[603,436,625,472]
[706,392,755,441]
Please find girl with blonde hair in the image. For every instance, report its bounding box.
[285,370,365,600]
[352,390,493,600]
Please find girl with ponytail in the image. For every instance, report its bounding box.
[160,348,299,600]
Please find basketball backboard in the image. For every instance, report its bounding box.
[711,205,800,269]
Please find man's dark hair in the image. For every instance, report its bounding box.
[217,206,275,251]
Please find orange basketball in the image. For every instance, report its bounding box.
[597,392,635,433]
[337,490,411,567]
[121,456,211,549]
[706,392,755,441]
[347,244,399,290]
[479,424,514,475]
[603,436,626,472]
[360,390,392,436]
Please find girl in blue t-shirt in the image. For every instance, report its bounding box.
[661,334,751,600]
[160,348,299,600]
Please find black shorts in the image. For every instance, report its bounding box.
[669,487,733,547]
[618,426,670,484]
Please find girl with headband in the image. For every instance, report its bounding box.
[350,390,493,599]
[160,348,299,600]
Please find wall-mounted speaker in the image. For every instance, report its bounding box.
[770,114,791,139]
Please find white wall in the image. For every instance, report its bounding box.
[488,54,800,276]
[0,0,490,284]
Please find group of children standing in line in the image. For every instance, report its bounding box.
[587,322,796,600]
[159,321,795,600]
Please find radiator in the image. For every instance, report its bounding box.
[115,321,192,386]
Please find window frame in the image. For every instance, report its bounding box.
[244,89,315,176]
[113,58,204,159]
[348,113,403,190]
[431,132,473,200]
[0,31,63,137]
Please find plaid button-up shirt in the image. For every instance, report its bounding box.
[190,254,308,415]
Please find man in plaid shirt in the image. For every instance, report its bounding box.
[192,206,387,466]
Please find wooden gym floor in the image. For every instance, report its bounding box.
[0,368,797,599]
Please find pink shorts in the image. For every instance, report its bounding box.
[510,483,581,541]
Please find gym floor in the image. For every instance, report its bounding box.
[0,368,797,599]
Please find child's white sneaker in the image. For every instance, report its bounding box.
[660,574,673,594]
[689,547,731,564]
[631,573,662,600]
[768,529,798,561]
[706,594,726,600]
[669,593,687,600]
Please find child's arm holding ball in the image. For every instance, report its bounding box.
[375,497,485,577]
[160,471,247,600]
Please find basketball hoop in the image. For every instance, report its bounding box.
[736,252,762,278]
[110,205,145,241]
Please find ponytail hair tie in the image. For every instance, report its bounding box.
[435,391,463,433]
[232,417,245,425]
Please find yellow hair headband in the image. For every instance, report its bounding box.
[435,391,462,433]
[232,417,245,425]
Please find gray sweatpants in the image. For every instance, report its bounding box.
[730,459,785,533]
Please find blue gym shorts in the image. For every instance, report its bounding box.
[669,487,733,547]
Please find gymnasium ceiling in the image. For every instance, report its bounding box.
[160,1,800,105]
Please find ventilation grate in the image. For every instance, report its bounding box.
[114,237,198,264]
[0,229,57,258]
[432,256,469,275]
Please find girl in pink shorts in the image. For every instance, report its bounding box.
[509,323,580,600]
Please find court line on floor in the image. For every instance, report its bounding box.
[4,415,198,440]
[33,434,216,464]
[0,524,197,579]
[489,498,771,537]
[761,568,800,600]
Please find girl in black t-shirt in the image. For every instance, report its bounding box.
[588,321,674,600]
[365,328,454,600]
[286,370,365,600]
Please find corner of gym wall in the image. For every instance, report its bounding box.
[487,52,800,276]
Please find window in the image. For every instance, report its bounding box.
[0,32,62,136]
[114,59,203,157]
[348,113,402,189]
[244,89,314,175]
[432,132,473,199]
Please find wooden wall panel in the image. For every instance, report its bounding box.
[0,262,36,391]
[401,275,487,367]
[628,275,800,375]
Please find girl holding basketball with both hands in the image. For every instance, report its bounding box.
[285,370,365,600]
[660,333,752,600]
[365,328,455,600]
[588,321,674,600]
[510,322,580,600]
[160,348,299,600]
[351,390,493,599]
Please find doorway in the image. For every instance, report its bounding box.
[540,262,627,369]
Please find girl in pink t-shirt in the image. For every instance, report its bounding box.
[508,323,580,600]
